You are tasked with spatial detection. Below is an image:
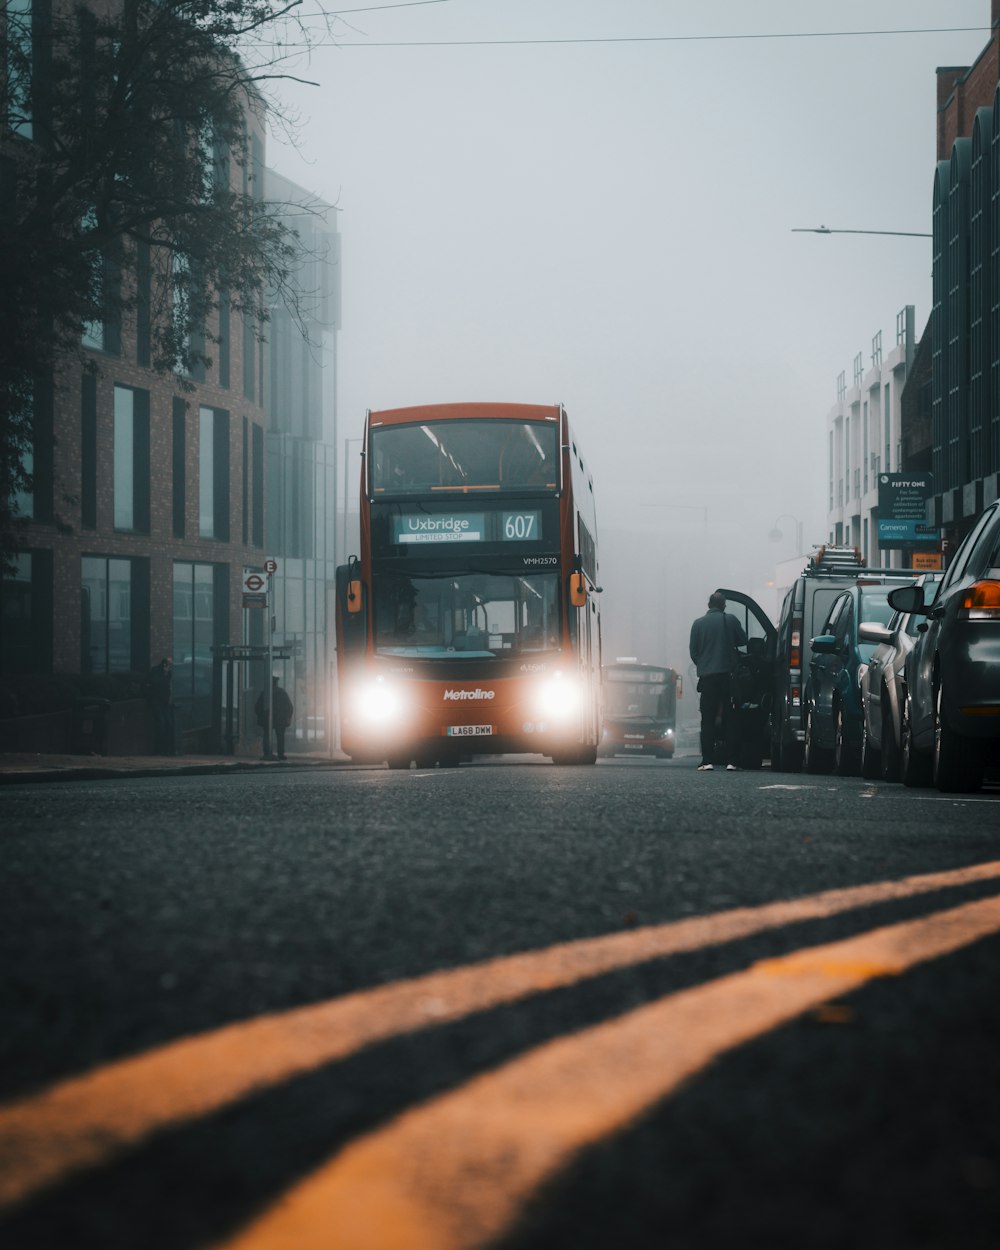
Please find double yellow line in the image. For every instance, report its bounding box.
[4,862,1000,1249]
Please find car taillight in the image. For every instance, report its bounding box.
[957,580,1000,620]
[790,625,802,671]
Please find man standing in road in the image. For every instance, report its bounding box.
[689,591,747,771]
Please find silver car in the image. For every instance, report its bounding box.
[857,573,942,781]
[888,501,1000,792]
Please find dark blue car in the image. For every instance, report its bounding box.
[802,579,910,776]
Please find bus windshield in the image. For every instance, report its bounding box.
[371,420,559,495]
[374,571,560,658]
[605,669,674,721]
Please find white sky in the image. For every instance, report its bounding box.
[267,0,990,667]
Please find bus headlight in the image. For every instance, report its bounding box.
[536,672,582,720]
[354,677,409,726]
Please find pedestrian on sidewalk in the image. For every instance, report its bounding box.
[689,591,746,771]
[256,676,294,760]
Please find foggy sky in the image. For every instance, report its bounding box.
[268,0,989,673]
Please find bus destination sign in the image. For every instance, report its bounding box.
[392,510,542,545]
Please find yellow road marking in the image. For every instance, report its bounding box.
[214,894,1000,1250]
[2,861,1000,1209]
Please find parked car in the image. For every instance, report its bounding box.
[888,501,1000,792]
[767,545,895,772]
[802,579,912,776]
[857,573,943,781]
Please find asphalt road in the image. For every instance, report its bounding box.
[2,755,999,1249]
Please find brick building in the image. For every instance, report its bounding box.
[0,3,334,752]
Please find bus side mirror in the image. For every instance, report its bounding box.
[347,579,363,614]
[569,573,587,608]
[676,675,683,699]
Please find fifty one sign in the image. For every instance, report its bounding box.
[876,474,940,548]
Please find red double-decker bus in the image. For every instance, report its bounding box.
[335,402,602,767]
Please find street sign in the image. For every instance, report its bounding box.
[264,559,278,575]
[242,594,267,609]
[243,572,267,594]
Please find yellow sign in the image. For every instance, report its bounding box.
[911,552,942,570]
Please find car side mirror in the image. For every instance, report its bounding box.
[887,584,925,615]
[810,633,838,654]
[858,622,892,645]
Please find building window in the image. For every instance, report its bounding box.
[199,406,230,539]
[137,240,151,366]
[219,289,231,389]
[242,416,249,544]
[81,556,133,673]
[114,385,150,532]
[242,313,256,400]
[173,562,224,724]
[252,421,264,547]
[4,0,33,139]
[81,254,121,355]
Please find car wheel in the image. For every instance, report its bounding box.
[860,713,880,779]
[933,684,985,793]
[804,707,832,774]
[769,719,784,771]
[783,739,804,773]
[879,690,900,783]
[834,702,861,777]
[899,695,932,788]
[386,752,412,770]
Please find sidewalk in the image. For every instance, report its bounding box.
[0,748,354,786]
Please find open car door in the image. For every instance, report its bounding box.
[716,588,778,769]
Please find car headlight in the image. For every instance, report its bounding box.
[537,672,582,719]
[354,677,409,726]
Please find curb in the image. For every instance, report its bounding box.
[0,757,355,786]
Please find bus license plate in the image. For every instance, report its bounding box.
[447,725,493,737]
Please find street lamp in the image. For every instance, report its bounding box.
[769,513,804,555]
[791,225,931,238]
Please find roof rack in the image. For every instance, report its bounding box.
[801,545,918,580]
[807,544,865,573]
